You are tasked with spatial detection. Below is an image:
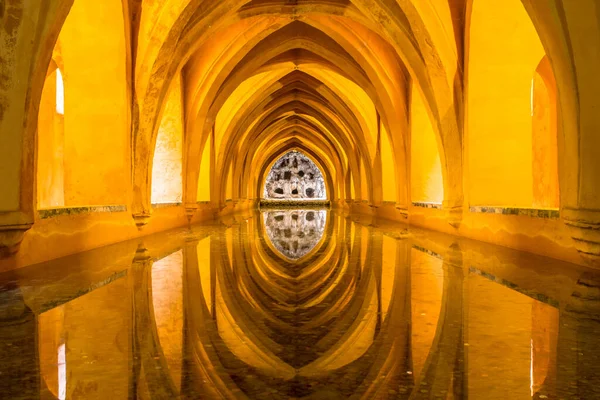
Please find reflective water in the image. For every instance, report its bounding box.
[1,210,599,399]
[263,209,327,260]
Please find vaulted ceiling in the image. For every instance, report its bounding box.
[127,0,464,218]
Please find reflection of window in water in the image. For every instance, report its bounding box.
[263,210,327,260]
[58,342,66,400]
[263,151,327,200]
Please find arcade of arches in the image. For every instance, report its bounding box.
[1,0,600,270]
[2,1,600,398]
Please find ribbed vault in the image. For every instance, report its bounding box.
[125,0,458,222]
[6,0,600,266]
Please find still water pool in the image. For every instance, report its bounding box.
[0,210,599,399]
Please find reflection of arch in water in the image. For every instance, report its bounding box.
[263,151,327,200]
[262,209,327,260]
[177,216,415,398]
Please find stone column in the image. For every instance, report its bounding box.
[0,1,73,256]
[521,0,600,267]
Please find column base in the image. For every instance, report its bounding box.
[444,204,464,229]
[395,204,409,220]
[563,208,600,267]
[132,212,152,229]
[185,203,198,223]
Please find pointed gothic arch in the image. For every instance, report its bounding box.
[263,151,328,201]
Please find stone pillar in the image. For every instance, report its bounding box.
[558,2,600,268]
[520,0,600,267]
[564,209,600,267]
[0,1,74,256]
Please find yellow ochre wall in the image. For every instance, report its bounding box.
[410,84,444,204]
[380,122,397,203]
[532,58,559,209]
[57,0,129,206]
[152,74,184,204]
[197,132,212,202]
[37,69,65,209]
[467,0,546,207]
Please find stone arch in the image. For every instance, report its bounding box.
[257,145,336,202]
[0,0,74,254]
[212,94,371,205]
[261,150,328,201]
[181,21,404,211]
[222,111,362,205]
[240,127,348,202]
[517,0,600,265]
[130,0,461,224]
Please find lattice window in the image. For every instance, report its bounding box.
[263,151,326,200]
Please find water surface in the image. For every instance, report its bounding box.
[0,210,599,399]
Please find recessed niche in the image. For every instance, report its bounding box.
[263,151,327,200]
